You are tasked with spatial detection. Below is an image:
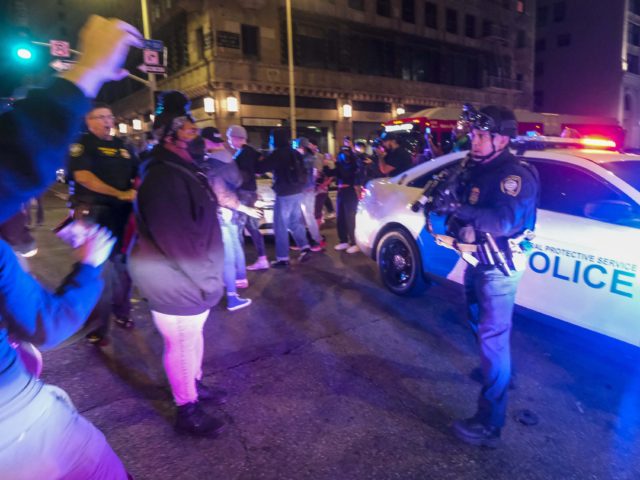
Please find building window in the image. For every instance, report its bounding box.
[482,19,493,37]
[195,27,205,60]
[377,0,391,17]
[628,54,639,74]
[446,8,458,34]
[517,0,525,13]
[425,2,438,29]
[535,38,546,52]
[534,90,544,109]
[242,24,260,58]
[402,0,415,23]
[465,14,476,38]
[535,61,544,76]
[630,23,640,46]
[537,6,548,27]
[553,2,566,22]
[516,29,525,48]
[557,33,571,47]
[348,0,365,11]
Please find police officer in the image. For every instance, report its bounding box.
[436,105,538,447]
[67,102,139,344]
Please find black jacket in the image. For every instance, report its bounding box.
[453,150,538,249]
[128,147,223,315]
[235,144,262,193]
[258,147,306,196]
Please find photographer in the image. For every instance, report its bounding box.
[377,131,412,176]
[0,15,142,478]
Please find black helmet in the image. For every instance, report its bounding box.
[473,105,518,138]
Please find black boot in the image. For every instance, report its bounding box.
[197,380,229,405]
[452,417,501,448]
[175,402,225,437]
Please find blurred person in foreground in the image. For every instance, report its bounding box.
[0,15,141,479]
[295,137,325,251]
[128,91,227,437]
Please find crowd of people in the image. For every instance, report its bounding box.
[0,12,539,478]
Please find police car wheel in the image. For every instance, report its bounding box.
[377,229,426,296]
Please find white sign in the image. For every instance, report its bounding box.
[49,59,74,72]
[138,64,166,74]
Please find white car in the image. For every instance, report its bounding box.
[355,137,640,346]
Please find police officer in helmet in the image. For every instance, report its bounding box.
[438,105,538,447]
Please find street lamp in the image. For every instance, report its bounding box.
[226,96,239,113]
[204,96,216,114]
[132,119,143,131]
[342,104,352,118]
[118,123,128,134]
[396,106,406,116]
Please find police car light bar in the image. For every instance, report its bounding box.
[512,135,618,152]
[385,123,414,132]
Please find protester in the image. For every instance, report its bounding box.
[0,14,141,479]
[295,137,325,251]
[199,127,255,311]
[226,125,270,271]
[128,91,227,437]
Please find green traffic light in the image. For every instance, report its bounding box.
[16,47,32,60]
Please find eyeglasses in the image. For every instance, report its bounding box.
[88,114,115,121]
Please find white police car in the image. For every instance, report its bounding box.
[355,137,640,346]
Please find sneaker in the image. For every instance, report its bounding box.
[289,245,301,251]
[247,257,270,271]
[298,248,312,262]
[235,278,249,289]
[270,259,290,268]
[346,244,360,254]
[325,212,336,220]
[175,402,225,437]
[452,417,501,448]
[310,244,324,252]
[334,243,349,251]
[227,294,252,311]
[196,380,228,405]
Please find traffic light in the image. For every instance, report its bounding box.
[11,28,35,64]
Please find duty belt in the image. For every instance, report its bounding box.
[434,229,535,277]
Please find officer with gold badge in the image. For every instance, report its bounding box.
[433,105,538,447]
[67,102,139,344]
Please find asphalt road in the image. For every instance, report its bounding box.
[20,188,640,480]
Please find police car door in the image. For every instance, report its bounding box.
[517,156,640,346]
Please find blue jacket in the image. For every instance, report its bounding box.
[0,78,101,384]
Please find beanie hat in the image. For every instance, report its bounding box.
[227,124,247,139]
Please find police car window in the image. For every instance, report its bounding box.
[408,159,460,188]
[527,159,638,226]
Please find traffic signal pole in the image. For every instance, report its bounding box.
[140,0,157,118]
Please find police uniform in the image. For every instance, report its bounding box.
[68,132,138,245]
[67,132,139,340]
[449,147,538,441]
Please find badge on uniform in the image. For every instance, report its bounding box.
[501,175,521,197]
[120,148,131,159]
[69,143,84,157]
[468,187,480,205]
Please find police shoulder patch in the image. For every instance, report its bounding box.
[501,175,521,196]
[69,143,84,157]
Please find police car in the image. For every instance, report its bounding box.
[355,136,640,346]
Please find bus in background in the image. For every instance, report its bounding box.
[383,107,625,155]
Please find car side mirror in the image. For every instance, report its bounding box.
[584,200,635,223]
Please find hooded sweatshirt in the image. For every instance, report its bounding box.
[258,131,306,196]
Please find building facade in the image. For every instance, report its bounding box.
[534,0,640,147]
[113,0,534,151]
